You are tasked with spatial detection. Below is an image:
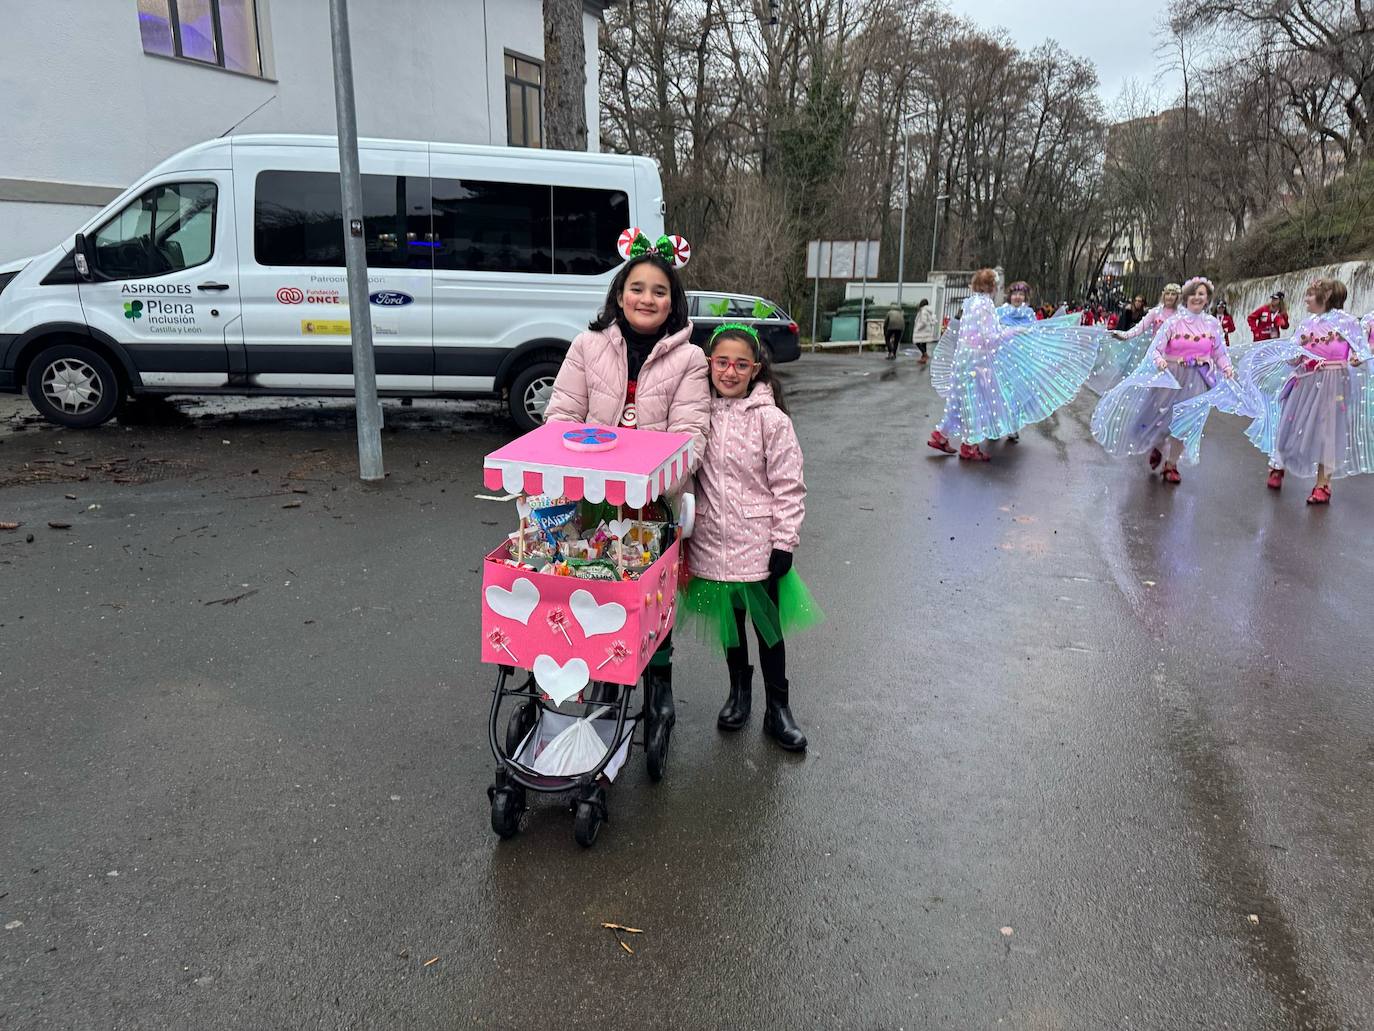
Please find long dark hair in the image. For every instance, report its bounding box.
[588,255,690,335]
[706,326,789,415]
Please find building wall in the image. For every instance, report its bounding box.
[1224,260,1374,348]
[0,0,603,263]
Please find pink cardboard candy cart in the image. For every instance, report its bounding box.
[481,422,693,847]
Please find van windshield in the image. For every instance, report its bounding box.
[92,182,217,279]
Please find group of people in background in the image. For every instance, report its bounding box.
[1014,288,1288,348]
[918,271,1374,507]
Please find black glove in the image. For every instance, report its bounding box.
[768,549,793,581]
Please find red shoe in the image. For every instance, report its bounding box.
[1162,466,1181,484]
[918,354,929,365]
[959,443,991,462]
[1148,448,1163,470]
[927,430,956,454]
[1266,468,1285,490]
[1307,485,1332,505]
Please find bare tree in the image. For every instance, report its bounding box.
[543,0,588,150]
[1176,0,1374,161]
[602,0,1119,308]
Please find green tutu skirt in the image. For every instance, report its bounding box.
[678,571,824,652]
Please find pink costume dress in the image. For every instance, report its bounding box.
[1090,311,1232,462]
[1249,310,1374,478]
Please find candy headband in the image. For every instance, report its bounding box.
[1181,276,1214,293]
[708,322,760,345]
[616,227,691,269]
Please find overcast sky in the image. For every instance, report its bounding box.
[945,0,1174,114]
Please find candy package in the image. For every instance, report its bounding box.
[502,495,677,577]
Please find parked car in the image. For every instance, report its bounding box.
[0,133,666,431]
[687,292,800,363]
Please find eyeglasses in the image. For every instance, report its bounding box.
[710,357,757,374]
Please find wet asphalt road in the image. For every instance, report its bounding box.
[1,352,1372,1030]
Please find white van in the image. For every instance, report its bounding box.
[0,134,664,430]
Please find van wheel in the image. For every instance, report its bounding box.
[26,343,123,428]
[508,360,561,432]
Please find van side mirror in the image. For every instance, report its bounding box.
[73,233,94,280]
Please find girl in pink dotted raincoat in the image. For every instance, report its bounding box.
[680,325,823,752]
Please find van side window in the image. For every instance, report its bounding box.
[91,182,217,280]
[552,187,628,275]
[255,170,430,269]
[432,179,552,274]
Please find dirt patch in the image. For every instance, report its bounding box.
[0,455,201,489]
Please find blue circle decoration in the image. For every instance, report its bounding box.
[564,428,618,446]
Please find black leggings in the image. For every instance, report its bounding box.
[885,330,901,356]
[725,580,787,685]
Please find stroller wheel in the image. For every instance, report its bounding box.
[505,701,538,757]
[645,721,671,783]
[573,785,607,848]
[489,784,525,840]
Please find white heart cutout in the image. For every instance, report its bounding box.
[533,654,590,705]
[570,589,627,638]
[605,518,633,540]
[485,577,540,625]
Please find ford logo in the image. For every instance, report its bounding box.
[369,290,414,306]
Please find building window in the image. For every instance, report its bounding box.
[138,0,263,77]
[505,54,543,148]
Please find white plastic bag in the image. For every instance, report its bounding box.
[516,709,637,780]
[532,707,610,776]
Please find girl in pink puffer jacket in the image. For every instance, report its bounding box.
[543,231,710,737]
[680,325,824,752]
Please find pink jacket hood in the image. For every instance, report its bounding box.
[688,383,807,583]
[543,321,711,472]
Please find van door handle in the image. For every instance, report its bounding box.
[197,282,230,292]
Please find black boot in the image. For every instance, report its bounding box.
[763,680,806,752]
[646,665,675,729]
[718,665,753,731]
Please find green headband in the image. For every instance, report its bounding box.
[709,322,760,346]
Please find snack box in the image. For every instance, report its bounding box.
[481,536,683,690]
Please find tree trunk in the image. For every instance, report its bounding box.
[543,0,588,151]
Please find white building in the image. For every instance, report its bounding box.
[0,0,609,263]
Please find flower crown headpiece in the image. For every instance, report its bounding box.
[1008,281,1030,294]
[1163,282,1182,294]
[709,322,760,345]
[1181,276,1214,294]
[616,226,692,269]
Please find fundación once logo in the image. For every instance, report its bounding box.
[123,300,144,320]
[276,287,305,304]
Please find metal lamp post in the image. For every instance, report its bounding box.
[896,135,909,307]
[328,0,384,482]
[929,193,949,275]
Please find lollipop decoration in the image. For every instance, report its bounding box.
[616,227,691,269]
[546,607,573,646]
[487,627,519,663]
[596,640,631,670]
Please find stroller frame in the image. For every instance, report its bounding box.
[486,662,672,847]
